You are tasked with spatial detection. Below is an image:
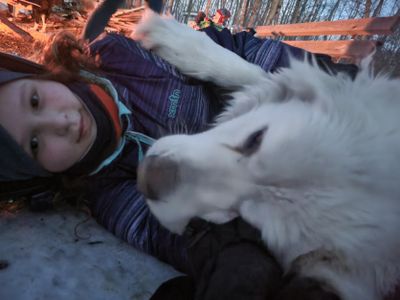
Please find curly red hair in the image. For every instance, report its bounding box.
[38,31,101,83]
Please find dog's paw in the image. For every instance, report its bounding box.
[132,9,228,81]
[132,9,168,49]
[133,10,193,59]
[133,9,268,87]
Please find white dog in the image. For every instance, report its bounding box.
[135,11,400,300]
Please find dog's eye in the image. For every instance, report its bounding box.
[241,126,267,156]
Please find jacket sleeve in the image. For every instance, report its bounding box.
[89,33,188,81]
[90,30,303,79]
[201,27,306,72]
[88,178,191,274]
[201,27,358,78]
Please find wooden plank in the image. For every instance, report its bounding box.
[6,0,41,8]
[113,6,145,17]
[0,15,33,41]
[256,15,400,37]
[282,40,377,59]
[17,0,41,7]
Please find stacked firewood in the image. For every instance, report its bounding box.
[0,4,145,40]
[107,6,144,35]
[47,5,144,35]
[50,5,145,35]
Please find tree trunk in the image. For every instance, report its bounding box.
[265,0,282,25]
[247,0,262,28]
[298,0,309,23]
[290,0,303,24]
[238,0,249,27]
[243,0,252,26]
[232,0,243,25]
[310,1,324,22]
[306,0,318,22]
[184,0,194,23]
[235,0,249,27]
[167,0,174,13]
[260,0,272,25]
[364,0,372,18]
[327,0,340,21]
[372,0,385,17]
[205,0,212,15]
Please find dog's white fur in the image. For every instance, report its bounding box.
[135,10,400,300]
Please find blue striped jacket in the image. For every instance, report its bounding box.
[87,28,305,274]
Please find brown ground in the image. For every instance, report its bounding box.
[0,11,84,61]
[0,23,42,59]
[0,6,142,61]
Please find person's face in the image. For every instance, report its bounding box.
[0,79,97,172]
[212,12,223,24]
[213,12,227,24]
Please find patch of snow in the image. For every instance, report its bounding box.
[0,208,180,300]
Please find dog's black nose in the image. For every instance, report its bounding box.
[137,155,179,201]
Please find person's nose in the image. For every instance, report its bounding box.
[35,111,72,136]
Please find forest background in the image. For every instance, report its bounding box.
[0,0,399,74]
[126,0,400,75]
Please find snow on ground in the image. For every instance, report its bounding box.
[0,207,180,300]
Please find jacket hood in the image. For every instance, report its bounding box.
[0,54,53,199]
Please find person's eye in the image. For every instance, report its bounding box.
[30,92,40,109]
[30,136,39,157]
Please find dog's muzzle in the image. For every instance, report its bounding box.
[137,155,179,201]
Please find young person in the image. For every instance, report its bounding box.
[212,8,231,26]
[0,20,357,299]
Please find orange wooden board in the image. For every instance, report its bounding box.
[256,16,400,37]
[282,40,377,60]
